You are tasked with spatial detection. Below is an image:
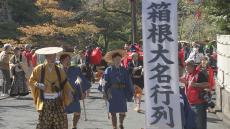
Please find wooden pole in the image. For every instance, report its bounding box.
[130,0,137,44]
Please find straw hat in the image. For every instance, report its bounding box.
[35,47,63,55]
[104,49,127,63]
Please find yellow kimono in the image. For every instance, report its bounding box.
[29,63,73,111]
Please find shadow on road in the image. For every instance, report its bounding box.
[87,96,103,100]
[0,116,5,128]
[0,105,33,110]
[207,117,222,123]
[85,119,108,123]
[15,97,33,100]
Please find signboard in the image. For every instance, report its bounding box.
[142,0,182,129]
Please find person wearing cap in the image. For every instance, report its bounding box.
[29,47,74,129]
[185,43,204,65]
[9,47,29,97]
[0,44,12,96]
[180,60,209,129]
[59,53,91,129]
[104,49,134,129]
[128,52,144,112]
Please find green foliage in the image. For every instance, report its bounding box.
[0,22,21,39]
[60,0,83,11]
[1,0,229,51]
[178,0,230,42]
[0,0,101,49]
[204,0,230,34]
[8,0,51,25]
[81,0,141,50]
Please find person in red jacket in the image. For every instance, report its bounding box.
[180,60,209,129]
[31,49,37,67]
[22,44,33,79]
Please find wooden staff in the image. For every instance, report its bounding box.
[75,77,87,121]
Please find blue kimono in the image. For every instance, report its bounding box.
[104,66,134,113]
[180,88,196,129]
[64,66,91,113]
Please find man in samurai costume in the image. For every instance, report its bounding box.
[59,53,91,129]
[29,47,74,129]
[103,49,134,129]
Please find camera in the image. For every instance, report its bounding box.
[199,91,215,108]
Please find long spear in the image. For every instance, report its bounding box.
[75,77,87,121]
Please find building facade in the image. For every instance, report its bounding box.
[216,35,230,122]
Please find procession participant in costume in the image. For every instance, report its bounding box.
[178,55,197,129]
[185,43,204,65]
[22,44,33,79]
[60,53,90,129]
[9,47,29,97]
[180,60,209,129]
[128,52,144,112]
[0,44,12,96]
[104,49,134,129]
[80,64,93,97]
[29,47,74,129]
[78,50,86,65]
[31,49,37,67]
[71,46,80,66]
[96,59,108,92]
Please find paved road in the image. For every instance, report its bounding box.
[0,84,229,129]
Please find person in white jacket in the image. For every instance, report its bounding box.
[185,44,204,65]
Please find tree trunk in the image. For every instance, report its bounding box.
[104,32,109,52]
[130,0,137,44]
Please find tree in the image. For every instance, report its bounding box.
[204,0,230,34]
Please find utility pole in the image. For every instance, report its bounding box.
[130,0,137,44]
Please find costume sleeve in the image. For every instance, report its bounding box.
[124,68,134,102]
[9,56,15,76]
[29,65,40,106]
[9,55,14,64]
[76,67,91,93]
[127,62,134,74]
[25,52,32,66]
[2,53,9,64]
[181,88,196,129]
[103,67,111,93]
[59,69,74,107]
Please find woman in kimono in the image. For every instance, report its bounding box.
[9,47,29,97]
[128,52,144,112]
[60,54,91,129]
[104,50,134,129]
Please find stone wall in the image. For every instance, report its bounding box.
[216,35,230,119]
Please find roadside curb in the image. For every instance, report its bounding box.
[0,96,9,100]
